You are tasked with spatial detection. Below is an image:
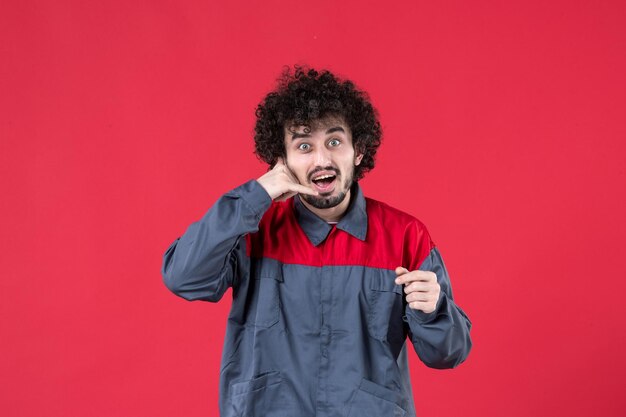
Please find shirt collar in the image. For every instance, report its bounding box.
[293,182,368,246]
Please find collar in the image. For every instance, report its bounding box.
[293,182,368,246]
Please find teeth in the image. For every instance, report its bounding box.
[313,174,335,181]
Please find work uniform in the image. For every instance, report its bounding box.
[162,180,472,417]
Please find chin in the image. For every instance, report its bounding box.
[302,191,347,209]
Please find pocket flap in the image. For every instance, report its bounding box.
[358,378,405,407]
[230,370,282,396]
[369,272,403,294]
[346,378,407,417]
[253,258,284,282]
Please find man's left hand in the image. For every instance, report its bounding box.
[394,267,441,314]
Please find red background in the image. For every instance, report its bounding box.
[2,1,625,416]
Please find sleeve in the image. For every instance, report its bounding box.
[161,180,272,302]
[402,226,473,369]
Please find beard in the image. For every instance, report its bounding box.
[302,190,348,209]
[301,174,353,209]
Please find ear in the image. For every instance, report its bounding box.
[354,152,364,166]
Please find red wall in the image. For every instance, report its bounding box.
[2,1,625,416]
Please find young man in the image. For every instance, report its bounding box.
[162,67,472,417]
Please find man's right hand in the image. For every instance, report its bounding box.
[257,158,318,201]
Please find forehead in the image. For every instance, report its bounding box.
[284,115,350,135]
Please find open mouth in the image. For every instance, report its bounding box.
[310,172,337,193]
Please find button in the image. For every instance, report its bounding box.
[320,326,330,344]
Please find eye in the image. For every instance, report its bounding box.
[298,143,311,151]
[328,138,341,147]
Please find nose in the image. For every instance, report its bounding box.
[312,145,332,166]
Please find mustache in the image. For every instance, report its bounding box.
[307,166,340,182]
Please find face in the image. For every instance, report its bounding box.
[284,116,363,209]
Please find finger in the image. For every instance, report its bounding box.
[281,163,300,184]
[404,281,431,294]
[395,267,409,276]
[406,292,432,303]
[395,270,423,285]
[289,183,318,196]
[273,159,299,185]
[282,167,299,185]
[396,270,436,285]
[408,301,436,314]
[275,191,297,202]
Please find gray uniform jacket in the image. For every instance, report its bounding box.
[162,180,472,417]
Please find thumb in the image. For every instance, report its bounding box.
[395,266,409,276]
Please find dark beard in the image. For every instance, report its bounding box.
[302,176,352,209]
[302,190,348,209]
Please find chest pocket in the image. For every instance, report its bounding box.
[367,272,404,341]
[245,259,283,329]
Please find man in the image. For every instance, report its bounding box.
[162,67,472,417]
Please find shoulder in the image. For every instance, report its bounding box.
[364,196,436,269]
[248,199,300,258]
[365,196,430,234]
[259,199,293,225]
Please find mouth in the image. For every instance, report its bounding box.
[310,171,338,194]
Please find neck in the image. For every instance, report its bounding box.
[300,189,352,223]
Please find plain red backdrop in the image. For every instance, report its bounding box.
[1,1,625,416]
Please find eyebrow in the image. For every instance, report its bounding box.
[326,126,345,134]
[290,126,346,140]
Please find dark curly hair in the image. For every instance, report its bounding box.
[254,66,382,181]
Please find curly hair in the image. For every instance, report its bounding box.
[254,66,382,181]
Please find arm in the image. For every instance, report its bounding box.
[398,247,472,369]
[161,180,271,302]
[161,159,317,302]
